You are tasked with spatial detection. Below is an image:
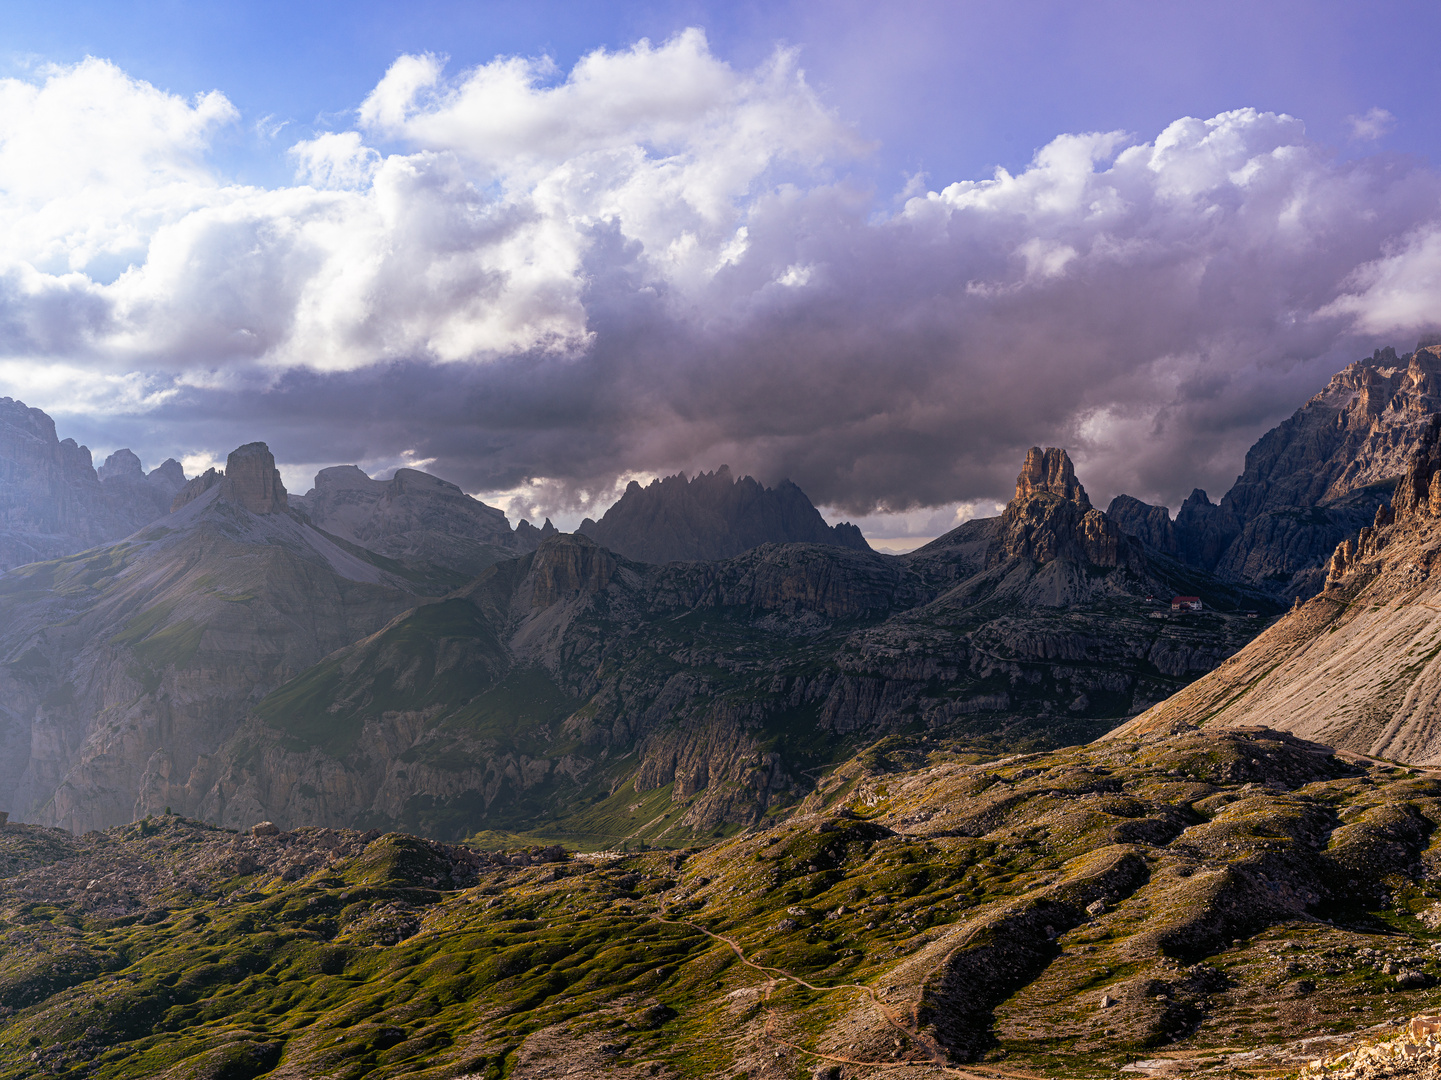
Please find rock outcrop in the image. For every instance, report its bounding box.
[577,466,869,563]
[292,463,524,576]
[172,468,222,512]
[1109,342,1441,600]
[219,442,287,514]
[0,397,188,572]
[990,448,1141,571]
[1112,414,1441,764]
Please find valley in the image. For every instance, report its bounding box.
[4,345,1441,1076]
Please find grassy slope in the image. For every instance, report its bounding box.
[7,730,1441,1078]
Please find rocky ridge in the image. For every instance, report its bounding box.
[577,466,869,564]
[183,448,1272,842]
[0,397,187,572]
[1109,343,1441,600]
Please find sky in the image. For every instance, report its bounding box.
[2,1,1441,547]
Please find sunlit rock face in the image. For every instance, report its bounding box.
[991,447,1139,571]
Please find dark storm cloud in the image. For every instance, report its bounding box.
[6,39,1441,524]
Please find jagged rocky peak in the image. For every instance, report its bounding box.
[1106,494,1177,555]
[171,468,221,512]
[0,397,193,570]
[577,465,869,564]
[221,442,287,514]
[992,446,1137,569]
[513,517,558,548]
[1014,446,1091,508]
[95,449,187,498]
[96,448,142,483]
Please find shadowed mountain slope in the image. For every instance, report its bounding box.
[0,397,187,572]
[0,443,453,833]
[577,466,870,563]
[190,449,1274,843]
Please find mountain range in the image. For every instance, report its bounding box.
[1108,342,1441,600]
[0,437,1268,840]
[0,341,1437,844]
[6,348,1441,1078]
[0,397,186,573]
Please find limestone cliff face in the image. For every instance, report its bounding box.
[1108,343,1441,600]
[577,466,870,563]
[0,397,187,571]
[990,448,1140,571]
[293,464,527,576]
[220,442,287,514]
[1112,413,1441,764]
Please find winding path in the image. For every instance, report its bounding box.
[649,906,1043,1079]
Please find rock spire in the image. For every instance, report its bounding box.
[991,447,1138,570]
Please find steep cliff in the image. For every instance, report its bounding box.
[0,398,187,572]
[195,450,1271,842]
[577,466,869,563]
[1110,343,1441,600]
[0,442,440,832]
[990,447,1141,571]
[1110,414,1441,764]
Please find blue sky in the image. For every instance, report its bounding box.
[5,1,1437,193]
[0,1,1440,543]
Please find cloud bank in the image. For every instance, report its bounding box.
[2,33,1441,524]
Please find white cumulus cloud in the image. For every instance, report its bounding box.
[1,39,1441,522]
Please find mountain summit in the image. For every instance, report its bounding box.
[577,466,869,563]
[290,463,546,576]
[991,447,1138,570]
[1109,341,1441,599]
[0,397,188,571]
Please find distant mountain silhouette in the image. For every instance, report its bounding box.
[0,397,186,572]
[576,466,869,563]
